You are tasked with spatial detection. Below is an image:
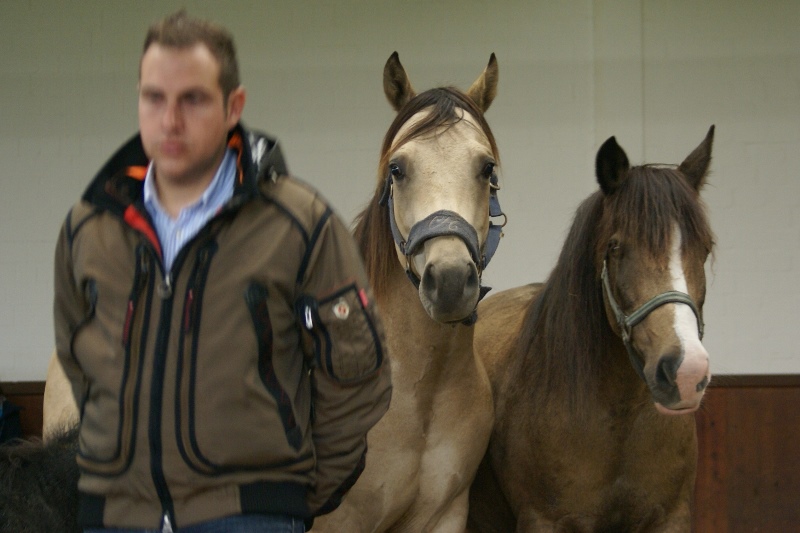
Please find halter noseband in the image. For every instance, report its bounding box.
[378,170,506,324]
[601,258,704,383]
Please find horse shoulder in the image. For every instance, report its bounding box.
[474,283,541,386]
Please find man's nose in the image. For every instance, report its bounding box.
[162,100,182,131]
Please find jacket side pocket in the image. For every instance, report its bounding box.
[75,277,138,476]
[246,282,302,451]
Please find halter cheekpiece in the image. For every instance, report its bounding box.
[601,258,704,383]
[378,169,506,325]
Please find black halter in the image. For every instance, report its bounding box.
[601,258,704,383]
[378,170,506,324]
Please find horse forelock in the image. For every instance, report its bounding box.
[380,87,499,171]
[355,86,500,300]
[605,165,714,263]
[516,165,714,418]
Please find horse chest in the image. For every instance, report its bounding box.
[513,407,693,526]
[379,343,492,464]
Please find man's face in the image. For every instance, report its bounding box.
[138,43,243,187]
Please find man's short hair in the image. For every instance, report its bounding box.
[142,10,240,99]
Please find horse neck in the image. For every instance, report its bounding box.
[594,332,652,406]
[377,265,474,376]
[511,275,648,420]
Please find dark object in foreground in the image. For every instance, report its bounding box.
[0,425,80,533]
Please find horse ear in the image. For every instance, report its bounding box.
[678,125,715,191]
[595,136,630,195]
[383,51,416,112]
[466,53,498,113]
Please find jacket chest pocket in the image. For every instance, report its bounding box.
[298,284,384,384]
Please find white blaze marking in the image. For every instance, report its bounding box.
[668,223,709,401]
[667,224,699,342]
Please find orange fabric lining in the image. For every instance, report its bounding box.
[126,166,148,180]
[124,205,161,257]
[228,132,244,184]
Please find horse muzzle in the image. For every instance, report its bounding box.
[403,210,483,323]
[650,341,711,415]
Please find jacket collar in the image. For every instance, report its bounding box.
[82,123,287,216]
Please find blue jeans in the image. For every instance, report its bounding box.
[85,514,305,533]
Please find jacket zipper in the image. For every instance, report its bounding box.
[161,512,174,533]
[149,262,176,527]
[149,243,210,524]
[117,165,243,526]
[133,202,228,525]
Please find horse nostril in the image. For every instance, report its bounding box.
[696,375,709,393]
[422,260,478,301]
[655,353,681,388]
[422,263,437,290]
[466,263,478,290]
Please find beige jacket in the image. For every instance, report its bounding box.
[53,125,391,529]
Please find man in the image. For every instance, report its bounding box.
[53,10,391,532]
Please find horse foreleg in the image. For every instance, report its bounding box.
[422,488,469,533]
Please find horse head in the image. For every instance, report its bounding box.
[370,52,503,324]
[594,126,715,414]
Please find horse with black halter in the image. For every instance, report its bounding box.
[312,52,504,532]
[468,127,715,532]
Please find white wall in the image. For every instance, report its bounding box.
[1,0,797,380]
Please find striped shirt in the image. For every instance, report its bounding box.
[143,149,236,273]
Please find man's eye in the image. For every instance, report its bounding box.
[143,92,163,104]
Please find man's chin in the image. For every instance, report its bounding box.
[152,160,190,183]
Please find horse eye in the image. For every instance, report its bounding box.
[389,163,404,180]
[482,162,496,179]
[608,239,621,255]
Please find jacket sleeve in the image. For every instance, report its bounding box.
[297,206,392,517]
[52,207,91,417]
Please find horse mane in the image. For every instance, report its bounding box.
[0,425,80,532]
[515,164,714,417]
[352,86,500,300]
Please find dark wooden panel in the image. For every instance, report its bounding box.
[694,378,800,532]
[694,388,730,532]
[3,377,800,531]
[1,381,45,439]
[0,381,46,395]
[6,393,44,438]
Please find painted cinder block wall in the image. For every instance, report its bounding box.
[1,0,798,380]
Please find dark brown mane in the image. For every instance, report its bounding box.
[514,164,714,417]
[352,87,499,300]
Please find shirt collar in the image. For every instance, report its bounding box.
[143,149,236,215]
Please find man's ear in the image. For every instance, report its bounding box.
[226,86,246,127]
